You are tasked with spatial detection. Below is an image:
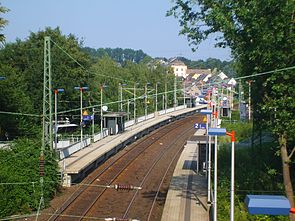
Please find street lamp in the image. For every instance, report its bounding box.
[165,81,167,113]
[174,75,177,109]
[119,83,127,112]
[155,82,160,114]
[145,82,151,120]
[74,86,88,149]
[53,88,64,150]
[100,84,108,139]
[183,81,186,107]
[200,109,213,202]
[133,83,139,124]
[127,99,130,121]
[208,127,236,221]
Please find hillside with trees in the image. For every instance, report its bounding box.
[82,48,235,76]
[82,47,152,64]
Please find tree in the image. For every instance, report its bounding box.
[0,3,8,43]
[0,138,59,218]
[0,27,92,116]
[168,0,295,219]
[82,47,151,65]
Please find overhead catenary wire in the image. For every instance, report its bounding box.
[0,111,40,117]
[200,65,295,88]
[234,65,295,80]
[56,88,183,115]
[0,82,183,118]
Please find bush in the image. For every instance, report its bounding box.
[216,142,288,221]
[0,138,59,218]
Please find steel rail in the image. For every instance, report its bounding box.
[48,117,194,221]
[78,119,193,221]
[122,124,194,219]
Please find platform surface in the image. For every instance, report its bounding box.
[161,134,209,221]
[59,106,206,175]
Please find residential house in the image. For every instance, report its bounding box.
[169,59,188,78]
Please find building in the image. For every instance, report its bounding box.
[187,69,212,81]
[170,59,188,78]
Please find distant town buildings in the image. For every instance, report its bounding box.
[153,57,234,99]
[168,58,212,82]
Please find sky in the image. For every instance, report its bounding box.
[1,0,232,61]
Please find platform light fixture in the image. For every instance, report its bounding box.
[74,86,89,149]
[208,127,235,221]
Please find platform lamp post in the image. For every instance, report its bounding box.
[145,82,151,120]
[155,82,160,114]
[183,81,186,107]
[200,109,212,202]
[165,81,168,113]
[174,75,177,110]
[133,83,138,124]
[53,88,64,150]
[92,107,95,142]
[127,99,130,121]
[208,127,236,221]
[74,86,88,149]
[100,84,108,139]
[119,83,127,112]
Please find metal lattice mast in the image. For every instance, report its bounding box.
[38,36,53,212]
[43,36,53,149]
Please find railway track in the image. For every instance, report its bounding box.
[46,114,202,221]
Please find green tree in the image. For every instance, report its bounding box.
[168,0,295,219]
[82,47,151,65]
[0,138,59,218]
[0,64,37,139]
[0,3,8,43]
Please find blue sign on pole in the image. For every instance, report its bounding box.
[83,115,92,121]
[194,123,207,129]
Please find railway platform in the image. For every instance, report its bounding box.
[60,105,206,186]
[161,129,209,221]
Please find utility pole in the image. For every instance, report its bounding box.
[119,83,123,112]
[239,79,242,109]
[183,81,186,107]
[248,80,253,121]
[54,88,64,150]
[100,85,103,139]
[213,87,220,221]
[134,83,136,124]
[127,100,130,121]
[155,82,158,113]
[174,76,177,109]
[74,86,88,149]
[92,107,95,142]
[165,81,167,112]
[162,94,165,111]
[54,90,58,150]
[145,83,147,119]
[39,36,52,213]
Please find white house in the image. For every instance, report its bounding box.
[170,59,188,78]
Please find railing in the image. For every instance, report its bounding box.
[57,105,190,160]
[93,128,109,142]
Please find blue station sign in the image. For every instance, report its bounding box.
[194,123,207,129]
